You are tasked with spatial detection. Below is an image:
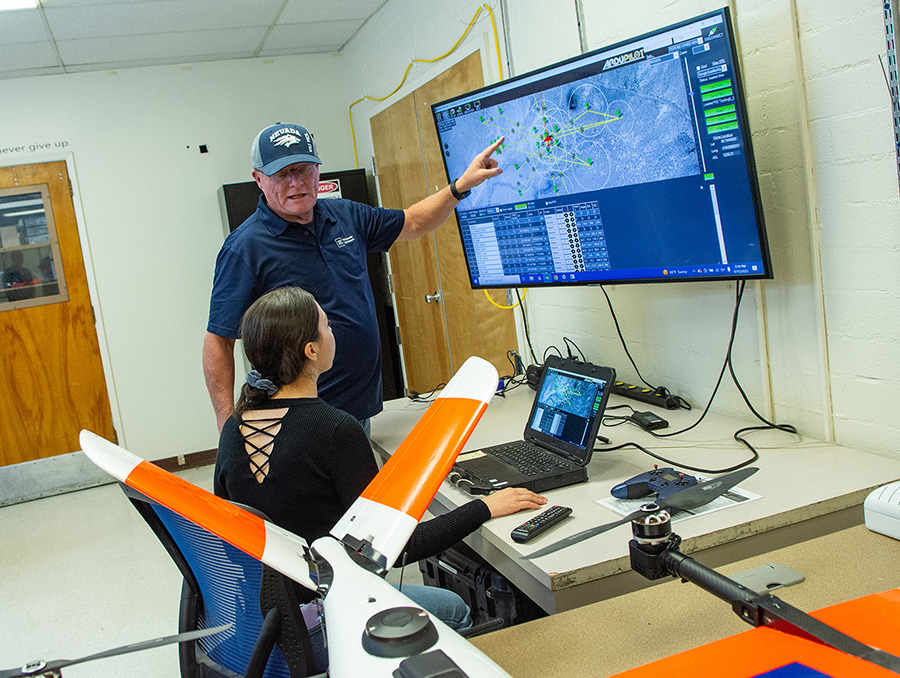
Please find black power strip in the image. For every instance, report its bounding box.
[612,381,685,410]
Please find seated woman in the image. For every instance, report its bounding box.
[214,286,546,670]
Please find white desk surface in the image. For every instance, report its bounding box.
[371,387,900,613]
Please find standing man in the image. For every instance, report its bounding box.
[204,123,504,432]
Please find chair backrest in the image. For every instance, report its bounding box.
[122,484,304,678]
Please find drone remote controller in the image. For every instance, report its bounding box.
[611,465,698,502]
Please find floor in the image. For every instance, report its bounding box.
[0,465,420,677]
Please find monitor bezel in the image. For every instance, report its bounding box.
[431,6,772,289]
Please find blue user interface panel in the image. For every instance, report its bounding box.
[432,8,771,288]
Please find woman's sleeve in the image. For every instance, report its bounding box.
[397,500,491,565]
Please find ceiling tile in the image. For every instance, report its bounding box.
[0,40,58,70]
[0,0,388,80]
[279,0,387,24]
[43,0,285,40]
[264,19,361,52]
[56,25,267,64]
[0,8,48,45]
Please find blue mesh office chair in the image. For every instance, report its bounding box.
[122,484,315,678]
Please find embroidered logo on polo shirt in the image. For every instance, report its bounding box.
[334,235,355,248]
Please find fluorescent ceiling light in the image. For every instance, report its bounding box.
[0,0,38,9]
[4,209,44,217]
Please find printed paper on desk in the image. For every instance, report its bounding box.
[595,479,761,523]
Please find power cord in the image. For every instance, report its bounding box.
[496,350,529,397]
[542,345,563,362]
[515,289,539,366]
[406,383,446,402]
[593,437,757,475]
[601,286,656,389]
[595,281,798,474]
[562,336,586,362]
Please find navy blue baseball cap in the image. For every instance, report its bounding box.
[251,123,321,175]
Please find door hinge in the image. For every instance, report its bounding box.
[371,155,377,176]
[90,305,96,324]
[394,325,402,346]
[68,178,73,197]
[112,428,119,444]
[387,273,394,295]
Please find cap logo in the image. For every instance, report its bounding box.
[273,133,302,148]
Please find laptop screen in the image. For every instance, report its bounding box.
[527,363,611,456]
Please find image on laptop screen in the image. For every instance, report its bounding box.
[530,367,609,450]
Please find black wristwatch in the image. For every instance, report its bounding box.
[449,179,471,201]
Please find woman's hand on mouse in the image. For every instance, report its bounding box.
[481,487,548,518]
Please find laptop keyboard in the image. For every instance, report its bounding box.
[494,441,577,477]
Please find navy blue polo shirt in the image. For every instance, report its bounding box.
[207,196,405,420]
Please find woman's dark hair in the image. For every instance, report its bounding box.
[233,287,320,419]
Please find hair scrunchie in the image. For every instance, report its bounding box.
[246,369,278,396]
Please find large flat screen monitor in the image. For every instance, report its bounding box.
[432,7,771,288]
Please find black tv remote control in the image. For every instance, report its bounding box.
[511,505,573,543]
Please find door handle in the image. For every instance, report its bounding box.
[425,291,442,304]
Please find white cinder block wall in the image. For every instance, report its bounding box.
[341,0,900,459]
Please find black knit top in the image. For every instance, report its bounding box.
[214,397,491,564]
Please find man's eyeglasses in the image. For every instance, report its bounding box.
[268,164,318,184]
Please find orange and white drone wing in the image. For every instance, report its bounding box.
[330,355,498,570]
[79,430,317,592]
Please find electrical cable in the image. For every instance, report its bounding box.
[515,288,538,365]
[639,281,746,439]
[406,383,446,402]
[542,345,562,362]
[397,551,409,591]
[494,349,528,397]
[562,336,586,361]
[349,3,503,168]
[594,280,798,474]
[593,438,757,475]
[601,286,656,389]
[484,287,527,309]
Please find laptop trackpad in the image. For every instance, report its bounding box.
[458,454,527,488]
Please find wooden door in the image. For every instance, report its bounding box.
[0,161,115,466]
[371,52,519,393]
[371,93,452,391]
[414,57,520,377]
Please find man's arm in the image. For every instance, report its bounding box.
[203,331,237,433]
[397,136,504,242]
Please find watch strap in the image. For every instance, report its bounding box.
[450,179,471,201]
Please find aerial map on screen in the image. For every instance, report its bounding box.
[440,58,701,210]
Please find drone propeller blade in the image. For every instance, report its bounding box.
[1,625,231,678]
[79,431,317,592]
[526,466,758,559]
[658,466,757,513]
[330,356,498,570]
[524,511,643,559]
